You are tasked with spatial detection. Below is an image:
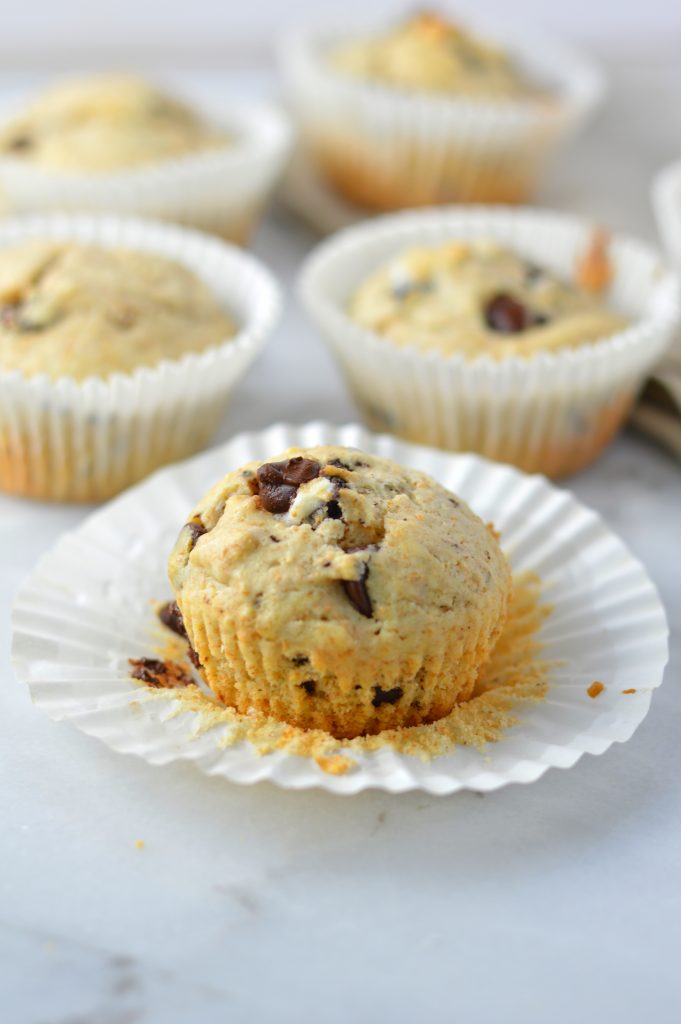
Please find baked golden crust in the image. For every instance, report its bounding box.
[0,74,229,172]
[349,239,625,359]
[330,12,539,99]
[168,445,511,738]
[0,240,235,381]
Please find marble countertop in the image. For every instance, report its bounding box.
[2,56,681,1024]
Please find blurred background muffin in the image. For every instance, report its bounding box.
[280,9,604,211]
[0,73,292,245]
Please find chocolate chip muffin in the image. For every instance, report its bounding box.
[167,445,511,739]
[0,240,235,380]
[331,11,538,99]
[348,237,626,359]
[0,74,229,172]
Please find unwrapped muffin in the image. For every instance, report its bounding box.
[168,445,511,739]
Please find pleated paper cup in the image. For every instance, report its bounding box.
[279,19,604,211]
[299,207,680,478]
[652,158,681,268]
[0,213,281,502]
[11,423,669,796]
[0,100,293,245]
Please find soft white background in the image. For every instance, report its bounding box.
[2,3,681,1024]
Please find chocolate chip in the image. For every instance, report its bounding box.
[326,499,343,520]
[158,600,187,639]
[188,646,201,669]
[291,654,309,666]
[300,680,316,695]
[372,685,403,707]
[255,457,320,514]
[269,535,280,543]
[485,294,533,334]
[6,134,32,152]
[342,564,373,618]
[328,458,352,471]
[129,656,193,689]
[185,520,207,549]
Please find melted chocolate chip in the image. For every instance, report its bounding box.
[372,685,403,707]
[300,680,316,695]
[326,499,343,520]
[255,457,320,514]
[185,520,207,549]
[342,564,373,618]
[485,294,533,334]
[158,600,188,639]
[7,134,32,152]
[129,656,193,689]
[188,646,202,669]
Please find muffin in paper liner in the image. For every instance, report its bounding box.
[0,99,293,245]
[299,207,680,477]
[11,423,668,796]
[0,213,281,502]
[278,18,604,211]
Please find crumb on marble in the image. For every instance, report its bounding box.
[587,681,605,699]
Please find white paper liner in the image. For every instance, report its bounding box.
[0,213,281,501]
[299,207,680,477]
[0,100,293,243]
[652,158,681,268]
[278,18,604,209]
[11,422,668,796]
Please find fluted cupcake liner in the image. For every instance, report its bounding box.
[11,423,668,795]
[0,213,281,501]
[0,100,293,244]
[279,19,604,210]
[299,207,680,477]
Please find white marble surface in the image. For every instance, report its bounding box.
[2,54,681,1024]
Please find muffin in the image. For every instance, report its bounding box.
[331,12,536,99]
[0,240,235,380]
[280,11,603,210]
[167,445,511,739]
[0,214,280,502]
[348,237,626,359]
[0,75,292,243]
[0,74,229,172]
[299,207,680,478]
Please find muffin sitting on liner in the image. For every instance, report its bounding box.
[168,445,511,740]
[0,240,235,380]
[349,236,626,359]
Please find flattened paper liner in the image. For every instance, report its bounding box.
[12,423,668,795]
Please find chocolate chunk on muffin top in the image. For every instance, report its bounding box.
[0,74,230,172]
[348,238,626,359]
[0,240,235,381]
[167,445,511,739]
[330,11,540,99]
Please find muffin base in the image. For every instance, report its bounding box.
[178,588,509,741]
